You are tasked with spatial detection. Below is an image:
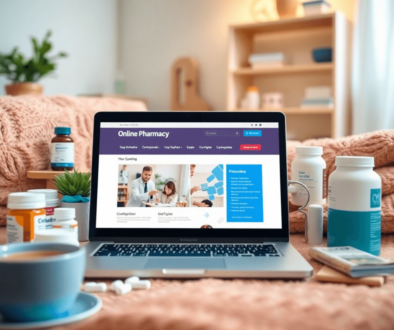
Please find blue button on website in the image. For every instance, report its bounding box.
[244,130,262,137]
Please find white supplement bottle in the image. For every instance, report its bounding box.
[28,189,59,226]
[52,208,78,242]
[245,86,260,110]
[327,156,381,255]
[291,146,326,206]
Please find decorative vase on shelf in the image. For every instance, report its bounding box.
[276,0,298,18]
[5,83,43,96]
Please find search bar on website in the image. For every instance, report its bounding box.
[204,130,241,137]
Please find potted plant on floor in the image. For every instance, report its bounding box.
[53,169,91,241]
[0,31,67,96]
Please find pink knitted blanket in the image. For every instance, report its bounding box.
[0,95,145,224]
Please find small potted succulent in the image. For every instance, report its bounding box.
[53,169,91,241]
[0,31,67,96]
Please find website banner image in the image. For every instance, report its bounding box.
[96,123,282,230]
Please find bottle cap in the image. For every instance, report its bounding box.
[34,229,79,246]
[27,189,59,207]
[296,146,323,155]
[7,193,46,210]
[54,127,71,135]
[335,156,374,167]
[54,208,76,220]
[247,86,259,93]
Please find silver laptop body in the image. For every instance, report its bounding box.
[84,112,313,279]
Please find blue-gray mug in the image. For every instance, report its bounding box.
[0,242,85,322]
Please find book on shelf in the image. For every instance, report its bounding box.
[301,98,333,109]
[308,246,394,278]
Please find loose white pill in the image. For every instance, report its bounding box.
[84,282,107,293]
[116,283,132,296]
[131,280,151,290]
[110,280,123,292]
[125,276,140,284]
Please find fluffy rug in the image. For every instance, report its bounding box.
[2,228,391,330]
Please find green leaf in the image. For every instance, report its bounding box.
[0,31,66,83]
[44,30,52,42]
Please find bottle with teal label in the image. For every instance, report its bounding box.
[327,156,381,255]
[51,127,74,171]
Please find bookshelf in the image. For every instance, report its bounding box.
[227,12,352,141]
[117,185,129,207]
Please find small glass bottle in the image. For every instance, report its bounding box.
[51,127,74,171]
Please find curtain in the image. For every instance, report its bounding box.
[352,0,394,134]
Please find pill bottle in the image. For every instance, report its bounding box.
[51,127,74,171]
[35,229,79,247]
[327,156,381,255]
[27,189,59,227]
[291,146,326,206]
[7,193,46,243]
[246,86,260,110]
[52,208,78,238]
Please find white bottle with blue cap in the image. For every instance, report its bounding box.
[51,127,74,171]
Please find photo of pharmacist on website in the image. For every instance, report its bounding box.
[190,164,224,208]
[117,164,190,208]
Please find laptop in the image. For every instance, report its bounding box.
[84,111,313,278]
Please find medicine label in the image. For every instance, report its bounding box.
[6,215,23,243]
[35,215,54,232]
[51,142,74,168]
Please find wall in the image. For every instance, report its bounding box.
[118,0,355,110]
[0,0,117,96]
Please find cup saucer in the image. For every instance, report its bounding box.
[0,292,102,329]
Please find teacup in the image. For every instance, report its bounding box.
[0,242,85,322]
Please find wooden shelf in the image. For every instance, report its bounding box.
[229,108,333,115]
[230,13,335,33]
[232,63,333,76]
[227,12,352,141]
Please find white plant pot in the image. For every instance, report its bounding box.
[61,201,90,241]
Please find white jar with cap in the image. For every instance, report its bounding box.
[52,208,78,237]
[34,229,79,247]
[291,146,326,206]
[327,156,381,255]
[28,189,59,225]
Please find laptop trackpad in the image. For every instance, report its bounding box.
[144,258,226,269]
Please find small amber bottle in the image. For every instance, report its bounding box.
[51,127,74,171]
[7,193,46,243]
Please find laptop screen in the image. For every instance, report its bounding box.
[95,122,282,230]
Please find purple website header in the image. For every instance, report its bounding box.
[99,128,279,155]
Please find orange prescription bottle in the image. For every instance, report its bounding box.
[7,193,46,243]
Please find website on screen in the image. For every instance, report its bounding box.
[96,123,282,229]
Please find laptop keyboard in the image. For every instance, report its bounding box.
[93,244,280,257]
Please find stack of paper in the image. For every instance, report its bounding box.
[301,86,333,109]
[248,53,288,68]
